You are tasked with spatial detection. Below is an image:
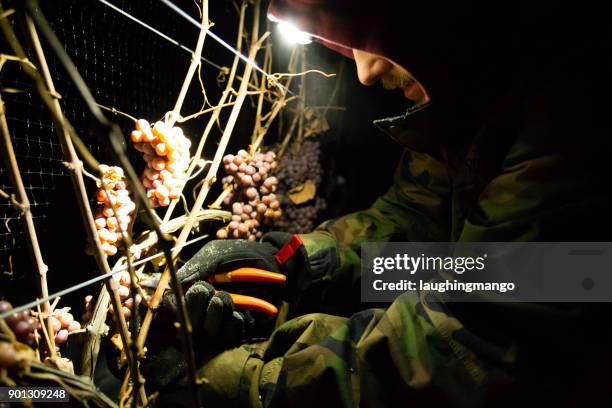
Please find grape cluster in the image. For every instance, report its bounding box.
[274,197,327,233]
[273,141,326,234]
[82,272,143,324]
[217,149,281,240]
[275,141,323,187]
[0,301,37,345]
[94,165,136,256]
[48,309,81,346]
[108,272,143,321]
[0,301,80,347]
[131,119,191,207]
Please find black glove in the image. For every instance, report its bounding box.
[140,280,251,391]
[177,232,312,299]
[140,233,310,392]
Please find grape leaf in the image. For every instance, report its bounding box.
[303,107,330,138]
[288,180,317,204]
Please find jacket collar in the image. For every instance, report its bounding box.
[373,101,433,150]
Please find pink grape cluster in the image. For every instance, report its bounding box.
[48,309,81,346]
[0,301,80,347]
[94,165,136,256]
[82,271,143,324]
[217,149,281,240]
[131,119,191,207]
[108,272,143,321]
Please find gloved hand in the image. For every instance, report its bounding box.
[140,231,339,392]
[140,280,250,391]
[177,232,312,299]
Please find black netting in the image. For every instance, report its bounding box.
[0,0,399,308]
[0,0,237,303]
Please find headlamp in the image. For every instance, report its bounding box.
[269,15,312,45]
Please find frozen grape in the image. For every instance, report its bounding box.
[13,320,33,340]
[275,140,323,188]
[49,316,61,333]
[93,166,135,256]
[0,302,37,346]
[274,197,327,234]
[219,149,282,240]
[271,141,326,233]
[238,223,248,235]
[133,119,191,207]
[1,300,83,349]
[117,285,130,302]
[68,321,81,332]
[103,269,143,325]
[57,312,74,328]
[0,300,12,314]
[54,329,69,345]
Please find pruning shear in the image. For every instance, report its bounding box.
[140,267,286,316]
[208,267,285,315]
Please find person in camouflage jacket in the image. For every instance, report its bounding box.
[144,1,612,406]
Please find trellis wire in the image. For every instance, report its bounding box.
[0,232,210,321]
[0,0,202,281]
[96,0,224,71]
[158,0,295,96]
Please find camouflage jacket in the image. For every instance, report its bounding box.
[184,88,612,407]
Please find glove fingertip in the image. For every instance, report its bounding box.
[222,311,245,346]
[214,291,235,313]
[203,295,224,336]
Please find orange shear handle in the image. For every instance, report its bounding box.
[209,267,286,284]
[209,268,285,316]
[229,293,278,316]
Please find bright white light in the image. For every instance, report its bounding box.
[277,21,312,45]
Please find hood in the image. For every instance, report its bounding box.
[269,1,511,96]
[268,0,611,151]
[268,0,607,105]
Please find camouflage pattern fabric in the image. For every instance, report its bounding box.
[181,89,612,407]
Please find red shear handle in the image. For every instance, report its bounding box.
[209,268,287,284]
[229,293,278,316]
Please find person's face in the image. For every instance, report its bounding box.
[352,49,430,104]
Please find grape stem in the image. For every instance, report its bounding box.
[96,102,138,123]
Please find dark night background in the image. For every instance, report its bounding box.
[0,0,404,327]
[2,1,612,406]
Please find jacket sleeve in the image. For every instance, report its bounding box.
[298,149,452,314]
[197,292,512,408]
